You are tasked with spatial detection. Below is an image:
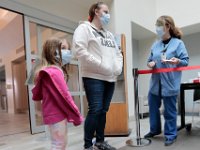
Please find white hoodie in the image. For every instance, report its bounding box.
[72,21,123,82]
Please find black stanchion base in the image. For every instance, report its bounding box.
[126,138,151,147]
[177,123,192,132]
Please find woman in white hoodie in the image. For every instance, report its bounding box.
[73,2,123,150]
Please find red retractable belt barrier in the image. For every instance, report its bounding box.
[138,65,200,75]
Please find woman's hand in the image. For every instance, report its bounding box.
[169,57,180,65]
[147,61,156,68]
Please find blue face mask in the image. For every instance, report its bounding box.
[156,26,165,38]
[56,49,72,65]
[100,13,110,26]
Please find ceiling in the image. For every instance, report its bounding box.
[0,10,24,55]
[72,0,113,8]
[0,8,18,30]
[11,0,113,9]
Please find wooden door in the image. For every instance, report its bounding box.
[12,58,28,113]
[105,34,130,136]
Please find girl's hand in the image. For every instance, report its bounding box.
[147,61,156,68]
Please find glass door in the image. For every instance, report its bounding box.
[24,16,86,134]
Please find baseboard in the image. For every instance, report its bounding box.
[104,129,132,137]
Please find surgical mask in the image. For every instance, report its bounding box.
[100,13,110,26]
[156,26,165,38]
[56,49,72,65]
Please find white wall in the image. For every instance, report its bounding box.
[113,0,157,33]
[112,0,157,116]
[137,38,155,97]
[156,0,200,28]
[132,39,139,68]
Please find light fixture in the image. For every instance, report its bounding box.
[0,9,9,19]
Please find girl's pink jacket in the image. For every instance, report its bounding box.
[32,66,83,125]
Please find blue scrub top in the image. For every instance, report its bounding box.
[147,37,189,96]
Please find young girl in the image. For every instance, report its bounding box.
[32,37,83,150]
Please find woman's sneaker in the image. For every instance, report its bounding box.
[94,141,116,150]
[164,137,177,146]
[144,132,161,138]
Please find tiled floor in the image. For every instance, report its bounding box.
[0,111,200,150]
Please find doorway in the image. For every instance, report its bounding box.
[0,8,29,136]
[0,7,88,135]
[24,18,85,134]
[12,56,28,114]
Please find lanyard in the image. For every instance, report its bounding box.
[161,43,169,54]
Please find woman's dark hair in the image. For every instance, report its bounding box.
[88,1,105,22]
[156,15,183,39]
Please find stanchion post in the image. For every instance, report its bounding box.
[126,68,151,147]
[133,68,140,140]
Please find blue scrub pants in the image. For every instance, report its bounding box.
[148,92,177,140]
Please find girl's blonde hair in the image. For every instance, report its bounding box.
[33,37,68,83]
[42,37,62,66]
[156,15,183,39]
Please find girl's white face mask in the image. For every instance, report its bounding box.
[56,49,72,65]
[156,26,165,38]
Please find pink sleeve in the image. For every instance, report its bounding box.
[43,70,83,125]
[32,72,43,101]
